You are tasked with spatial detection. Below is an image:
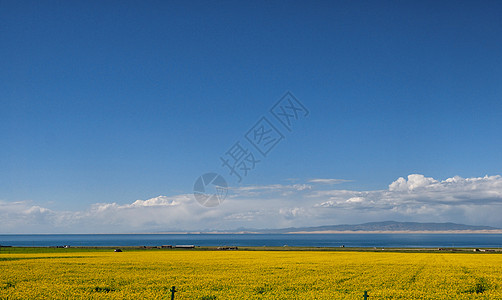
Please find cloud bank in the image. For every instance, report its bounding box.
[1,174,502,233]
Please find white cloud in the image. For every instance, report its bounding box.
[311,174,502,226]
[232,184,312,192]
[346,197,365,203]
[389,174,439,191]
[386,174,502,203]
[1,174,502,233]
[0,200,72,233]
[308,178,350,185]
[128,195,188,207]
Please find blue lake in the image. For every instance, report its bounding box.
[1,233,502,248]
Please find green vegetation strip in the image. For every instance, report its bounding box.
[1,246,501,254]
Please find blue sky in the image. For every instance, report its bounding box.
[1,1,502,233]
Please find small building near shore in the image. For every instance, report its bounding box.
[175,245,195,249]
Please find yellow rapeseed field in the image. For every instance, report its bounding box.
[1,249,501,299]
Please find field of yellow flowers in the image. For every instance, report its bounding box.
[1,249,501,299]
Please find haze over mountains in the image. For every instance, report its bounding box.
[233,221,501,234]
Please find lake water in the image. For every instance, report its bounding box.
[1,233,502,248]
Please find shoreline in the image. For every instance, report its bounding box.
[286,229,502,234]
[2,230,502,235]
[133,230,502,234]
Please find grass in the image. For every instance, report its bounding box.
[2,246,500,254]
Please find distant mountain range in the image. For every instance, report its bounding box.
[236,221,500,234]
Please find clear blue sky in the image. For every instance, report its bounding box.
[2,1,502,233]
